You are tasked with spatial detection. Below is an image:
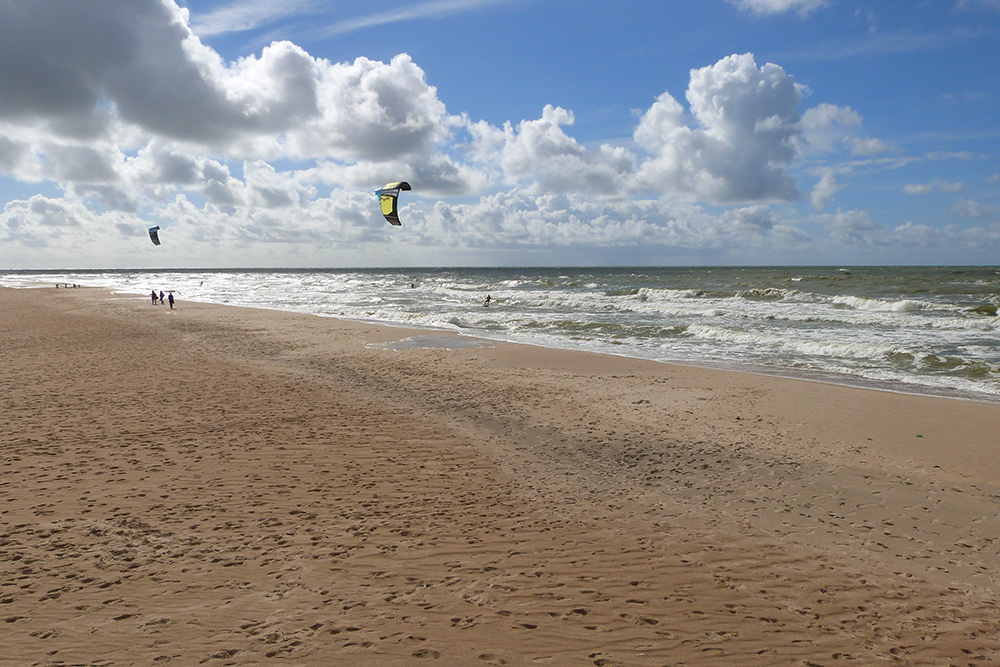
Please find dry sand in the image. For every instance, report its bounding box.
[2,284,1000,666]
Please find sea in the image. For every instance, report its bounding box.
[4,266,1000,403]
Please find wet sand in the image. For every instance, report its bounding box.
[2,285,1000,665]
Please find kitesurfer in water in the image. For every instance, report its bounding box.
[483,294,491,307]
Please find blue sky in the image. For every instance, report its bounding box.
[1,0,999,268]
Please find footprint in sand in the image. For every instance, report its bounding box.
[412,648,442,659]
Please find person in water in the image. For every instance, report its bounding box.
[483,294,491,307]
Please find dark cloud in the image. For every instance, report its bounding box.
[0,0,233,140]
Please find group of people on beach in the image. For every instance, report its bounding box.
[150,289,174,309]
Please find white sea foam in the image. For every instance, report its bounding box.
[832,295,926,312]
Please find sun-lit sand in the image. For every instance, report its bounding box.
[3,285,1000,665]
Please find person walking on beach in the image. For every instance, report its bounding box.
[167,292,174,310]
[151,290,157,305]
[159,291,165,305]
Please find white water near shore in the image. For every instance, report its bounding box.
[4,266,999,400]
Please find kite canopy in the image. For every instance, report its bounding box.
[148,225,161,246]
[375,181,411,226]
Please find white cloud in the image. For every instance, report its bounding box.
[0,195,143,264]
[799,103,859,155]
[411,191,787,253]
[290,53,459,162]
[818,209,887,246]
[812,208,1000,254]
[849,137,894,156]
[956,0,1000,10]
[730,0,830,16]
[0,2,463,164]
[319,0,514,37]
[799,103,894,157]
[951,197,998,219]
[811,171,840,209]
[634,53,804,203]
[0,0,481,205]
[0,1,859,228]
[244,160,317,208]
[903,180,964,195]
[0,2,985,268]
[488,105,634,195]
[190,0,322,36]
[0,0,258,145]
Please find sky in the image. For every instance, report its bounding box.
[1,0,999,269]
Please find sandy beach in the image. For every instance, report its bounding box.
[3,284,1000,666]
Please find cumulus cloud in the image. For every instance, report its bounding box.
[0,1,921,267]
[411,191,788,254]
[814,209,991,252]
[811,171,841,209]
[817,209,887,246]
[951,197,998,219]
[800,104,860,152]
[0,195,141,261]
[0,0,847,214]
[292,53,459,162]
[800,103,894,157]
[0,2,463,168]
[810,208,1000,261]
[634,53,804,203]
[486,105,635,195]
[0,0,271,144]
[244,160,317,208]
[464,52,847,205]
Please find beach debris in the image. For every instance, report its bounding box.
[375,181,411,226]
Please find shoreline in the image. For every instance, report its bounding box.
[3,285,1000,665]
[8,277,999,406]
[6,264,1000,407]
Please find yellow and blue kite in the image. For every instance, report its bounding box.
[375,181,411,226]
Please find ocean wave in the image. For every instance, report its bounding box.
[684,323,905,361]
[737,287,796,301]
[832,295,926,312]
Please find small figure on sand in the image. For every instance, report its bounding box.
[483,294,491,307]
[159,291,165,305]
[151,290,157,305]
[168,292,174,310]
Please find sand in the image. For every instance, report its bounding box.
[2,284,1000,666]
